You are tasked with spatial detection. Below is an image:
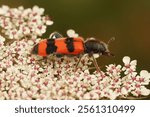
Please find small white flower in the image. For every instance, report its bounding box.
[140,70,150,78]
[108,89,119,100]
[138,70,150,85]
[0,35,5,42]
[0,5,9,14]
[140,86,150,96]
[8,29,17,39]
[27,40,34,45]
[35,25,46,36]
[22,27,30,35]
[121,87,128,95]
[131,90,141,97]
[18,6,24,11]
[83,93,91,100]
[32,6,45,15]
[106,64,121,77]
[46,20,54,25]
[123,56,130,64]
[67,29,79,37]
[123,56,137,67]
[122,56,137,74]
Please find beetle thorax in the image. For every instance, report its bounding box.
[84,40,109,55]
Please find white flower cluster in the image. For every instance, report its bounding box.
[0,6,150,100]
[0,5,53,40]
[0,36,149,100]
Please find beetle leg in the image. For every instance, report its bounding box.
[74,55,83,72]
[92,54,101,73]
[56,54,64,58]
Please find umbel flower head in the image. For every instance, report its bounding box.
[0,5,53,40]
[0,5,150,100]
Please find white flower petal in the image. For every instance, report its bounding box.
[123,56,130,64]
[67,29,78,37]
[130,60,137,66]
[116,65,122,69]
[46,20,53,25]
[140,86,150,96]
[83,93,91,100]
[121,87,128,95]
[93,54,99,58]
[140,70,150,78]
[0,35,5,42]
[28,40,34,45]
[132,72,138,77]
[109,90,118,100]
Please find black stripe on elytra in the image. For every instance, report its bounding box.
[46,39,57,54]
[65,38,74,52]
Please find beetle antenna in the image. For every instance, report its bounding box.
[49,32,63,39]
[107,37,115,46]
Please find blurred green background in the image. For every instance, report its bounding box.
[0,0,150,93]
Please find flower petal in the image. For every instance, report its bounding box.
[140,86,150,96]
[67,29,78,37]
[121,87,128,95]
[130,60,137,66]
[140,70,150,78]
[0,35,5,42]
[93,54,99,58]
[123,56,130,64]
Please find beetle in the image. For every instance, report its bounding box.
[32,32,114,72]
